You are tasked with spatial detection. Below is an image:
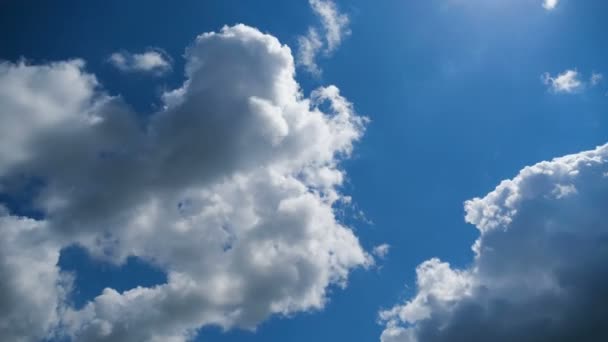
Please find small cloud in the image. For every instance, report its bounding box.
[543,0,559,10]
[373,244,391,259]
[542,69,583,93]
[591,72,603,86]
[108,49,172,75]
[297,0,350,75]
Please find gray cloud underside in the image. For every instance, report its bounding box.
[381,143,608,342]
[0,24,370,342]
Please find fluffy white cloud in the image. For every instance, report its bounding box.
[297,0,350,75]
[0,24,370,341]
[380,143,608,342]
[543,0,559,10]
[542,69,583,93]
[108,49,172,74]
[0,208,71,342]
[0,60,99,171]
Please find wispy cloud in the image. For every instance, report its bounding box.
[297,0,350,75]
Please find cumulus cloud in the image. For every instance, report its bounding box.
[543,0,559,10]
[0,59,100,172]
[0,24,370,342]
[0,209,71,342]
[297,0,350,75]
[380,143,608,342]
[108,49,172,74]
[542,69,583,93]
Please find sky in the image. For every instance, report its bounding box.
[1,1,608,341]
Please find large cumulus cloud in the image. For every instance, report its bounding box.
[380,144,608,342]
[0,24,370,342]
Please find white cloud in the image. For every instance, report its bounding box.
[380,143,608,341]
[297,0,350,75]
[108,49,172,74]
[0,210,71,342]
[0,24,371,341]
[543,0,559,10]
[309,0,350,52]
[372,244,391,259]
[298,28,324,76]
[542,69,583,93]
[0,59,99,172]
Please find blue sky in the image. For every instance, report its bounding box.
[1,1,608,341]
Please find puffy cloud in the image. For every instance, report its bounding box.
[380,143,608,342]
[543,0,559,10]
[0,24,370,341]
[108,49,172,74]
[0,208,71,342]
[297,0,350,75]
[0,59,99,172]
[542,69,583,93]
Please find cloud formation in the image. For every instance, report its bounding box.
[108,49,172,75]
[542,69,605,94]
[0,24,370,341]
[297,0,350,75]
[380,143,608,342]
[542,69,583,93]
[543,0,559,10]
[372,244,391,259]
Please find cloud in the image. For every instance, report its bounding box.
[542,69,583,93]
[542,69,605,94]
[380,143,608,342]
[297,0,350,75]
[108,49,172,75]
[0,59,99,172]
[298,28,324,75]
[0,24,370,341]
[372,244,391,259]
[0,208,71,341]
[543,0,559,10]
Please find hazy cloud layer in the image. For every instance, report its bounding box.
[380,144,608,342]
[0,24,370,341]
